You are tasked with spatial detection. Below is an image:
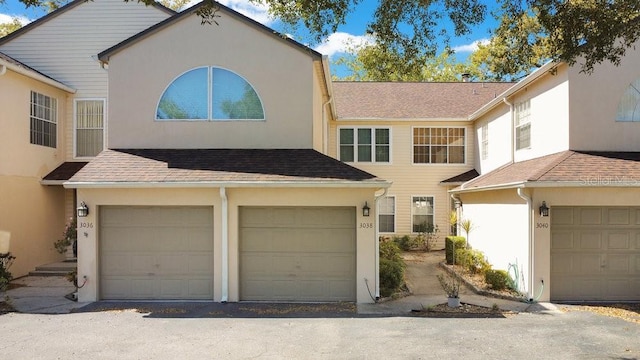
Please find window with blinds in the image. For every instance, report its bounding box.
[75,99,104,157]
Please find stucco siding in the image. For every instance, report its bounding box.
[106,13,316,149]
[512,65,570,162]
[569,46,640,151]
[458,190,531,294]
[474,105,512,174]
[328,120,475,245]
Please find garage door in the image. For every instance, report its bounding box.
[100,206,214,300]
[551,207,640,301]
[240,207,356,302]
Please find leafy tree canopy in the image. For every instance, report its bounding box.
[0,17,22,37]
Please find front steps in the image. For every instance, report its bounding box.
[29,260,76,276]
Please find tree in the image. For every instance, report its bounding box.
[0,18,23,37]
[334,44,488,82]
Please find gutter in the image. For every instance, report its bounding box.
[516,187,534,300]
[64,180,392,189]
[452,179,640,195]
[0,58,76,93]
[220,187,229,302]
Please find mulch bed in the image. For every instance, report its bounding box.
[412,302,516,318]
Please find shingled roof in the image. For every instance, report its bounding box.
[332,81,514,119]
[42,162,88,184]
[457,151,640,191]
[67,149,389,187]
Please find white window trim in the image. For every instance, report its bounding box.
[411,126,467,165]
[378,195,396,234]
[73,98,106,159]
[515,100,531,151]
[481,123,489,160]
[410,195,435,234]
[337,126,392,164]
[30,90,58,149]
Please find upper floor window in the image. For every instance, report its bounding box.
[156,67,264,121]
[75,99,104,158]
[413,127,465,164]
[339,127,390,163]
[412,196,434,233]
[481,123,489,160]
[378,196,395,233]
[30,91,57,148]
[616,78,640,121]
[515,100,531,150]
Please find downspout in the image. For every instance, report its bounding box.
[220,187,229,302]
[516,187,534,301]
[450,193,462,235]
[0,64,6,76]
[374,188,388,299]
[322,97,333,154]
[503,98,514,163]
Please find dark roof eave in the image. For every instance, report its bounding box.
[98,1,322,63]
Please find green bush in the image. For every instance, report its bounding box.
[379,240,405,297]
[393,235,413,251]
[485,269,512,291]
[445,236,466,264]
[455,248,491,274]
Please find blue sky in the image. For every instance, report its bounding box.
[0,0,498,77]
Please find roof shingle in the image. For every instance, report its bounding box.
[68,149,386,185]
[332,82,514,119]
[460,151,640,190]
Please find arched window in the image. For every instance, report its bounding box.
[616,78,640,122]
[157,67,265,121]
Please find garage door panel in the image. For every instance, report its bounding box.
[551,231,573,249]
[240,206,356,302]
[100,206,213,300]
[579,233,601,249]
[608,233,630,249]
[552,206,640,301]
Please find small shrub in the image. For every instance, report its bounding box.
[445,236,466,264]
[379,240,405,297]
[0,253,15,292]
[436,273,460,298]
[455,248,491,274]
[485,269,512,291]
[417,224,440,252]
[393,235,413,251]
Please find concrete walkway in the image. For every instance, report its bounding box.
[1,276,88,314]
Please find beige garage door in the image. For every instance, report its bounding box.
[100,206,214,300]
[240,207,356,302]
[551,207,640,301]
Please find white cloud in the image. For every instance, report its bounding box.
[214,0,274,25]
[313,32,374,57]
[0,13,31,25]
[452,38,489,53]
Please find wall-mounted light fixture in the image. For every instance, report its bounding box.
[539,201,549,217]
[77,201,89,218]
[362,202,370,217]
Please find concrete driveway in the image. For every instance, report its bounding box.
[0,309,638,359]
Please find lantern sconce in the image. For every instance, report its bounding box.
[539,201,549,217]
[77,201,89,218]
[362,202,370,217]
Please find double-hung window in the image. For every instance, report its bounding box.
[412,196,434,233]
[515,100,531,150]
[413,127,465,164]
[30,91,57,148]
[75,99,105,157]
[339,127,390,163]
[378,196,395,233]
